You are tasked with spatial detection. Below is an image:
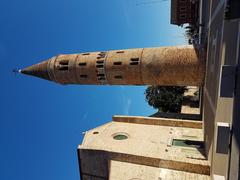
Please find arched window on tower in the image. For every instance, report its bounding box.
[58,60,69,71]
[130,58,139,65]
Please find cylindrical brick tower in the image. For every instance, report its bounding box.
[20,45,205,86]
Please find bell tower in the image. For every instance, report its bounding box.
[20,45,205,86]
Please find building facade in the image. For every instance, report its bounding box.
[78,115,210,179]
[171,0,199,26]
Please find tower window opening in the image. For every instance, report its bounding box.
[97,74,105,77]
[80,74,88,78]
[96,64,104,68]
[172,139,204,149]
[79,62,87,66]
[97,53,106,59]
[59,66,68,71]
[98,77,106,81]
[130,58,139,62]
[130,62,139,65]
[114,75,122,79]
[59,60,69,65]
[96,60,104,64]
[82,53,90,55]
[113,62,122,65]
[116,51,124,53]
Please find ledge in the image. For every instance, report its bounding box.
[112,115,202,129]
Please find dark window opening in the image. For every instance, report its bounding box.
[96,64,104,68]
[79,62,87,66]
[82,53,90,55]
[59,66,68,71]
[97,73,105,77]
[116,51,124,53]
[98,77,106,81]
[113,62,122,65]
[96,60,104,64]
[80,75,88,78]
[97,53,106,59]
[114,75,122,79]
[172,139,204,149]
[59,60,69,65]
[130,58,139,62]
[113,134,128,140]
[130,62,139,65]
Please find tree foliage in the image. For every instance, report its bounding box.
[145,86,187,113]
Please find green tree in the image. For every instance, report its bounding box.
[145,86,187,113]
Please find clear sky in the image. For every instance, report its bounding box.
[0,0,185,179]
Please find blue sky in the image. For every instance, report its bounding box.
[0,0,185,179]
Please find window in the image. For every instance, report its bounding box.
[113,62,122,65]
[172,139,204,149]
[114,75,122,79]
[130,58,139,62]
[130,62,139,65]
[98,77,105,81]
[59,66,68,71]
[79,62,86,66]
[97,74,105,77]
[116,51,124,53]
[80,75,88,78]
[96,60,104,64]
[96,64,104,68]
[97,52,106,59]
[112,133,129,140]
[130,57,139,65]
[97,74,105,80]
[58,60,69,71]
[59,60,69,65]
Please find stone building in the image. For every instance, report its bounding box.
[78,115,210,179]
[171,0,199,26]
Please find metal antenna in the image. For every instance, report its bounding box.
[12,69,21,76]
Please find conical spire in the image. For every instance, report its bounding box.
[20,60,51,81]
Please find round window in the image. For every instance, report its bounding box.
[112,132,129,140]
